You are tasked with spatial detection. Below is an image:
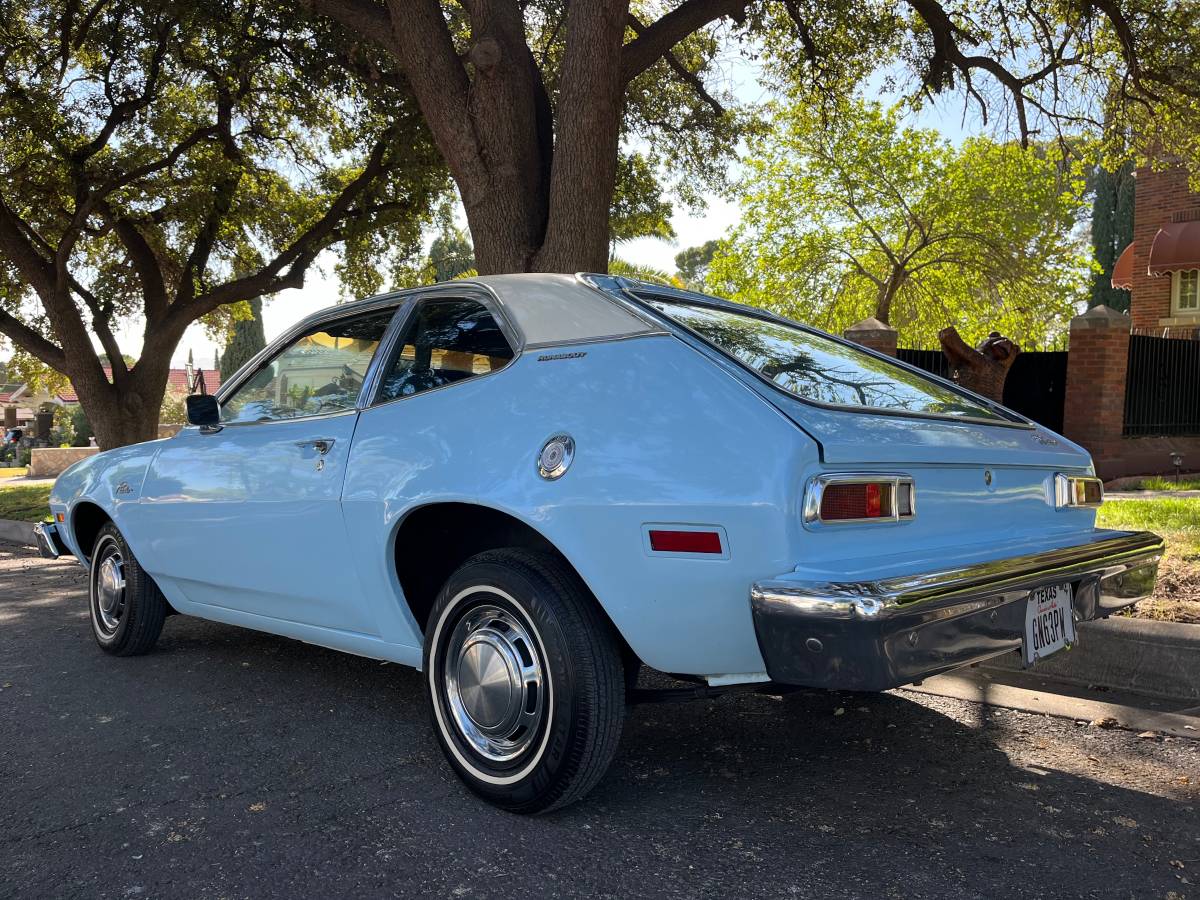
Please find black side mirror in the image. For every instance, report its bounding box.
[186,393,221,427]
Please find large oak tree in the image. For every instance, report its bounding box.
[306,0,1200,276]
[0,0,446,447]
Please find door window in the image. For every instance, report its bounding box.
[220,306,396,424]
[378,298,513,402]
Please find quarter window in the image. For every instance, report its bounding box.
[378,298,513,402]
[642,295,1011,422]
[1173,270,1200,314]
[220,307,396,424]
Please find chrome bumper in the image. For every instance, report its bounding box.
[750,530,1164,691]
[33,521,68,560]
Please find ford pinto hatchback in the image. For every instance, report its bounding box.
[37,274,1163,813]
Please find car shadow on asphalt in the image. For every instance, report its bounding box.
[2,543,1197,898]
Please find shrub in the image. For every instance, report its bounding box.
[71,406,93,446]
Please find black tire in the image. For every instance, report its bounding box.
[88,522,167,656]
[423,548,625,813]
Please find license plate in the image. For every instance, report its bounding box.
[1024,583,1076,665]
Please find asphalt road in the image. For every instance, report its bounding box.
[2,543,1197,899]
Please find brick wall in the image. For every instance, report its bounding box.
[1131,166,1200,329]
[1061,304,1200,479]
[843,318,898,356]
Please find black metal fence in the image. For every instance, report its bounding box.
[1123,330,1200,436]
[896,347,951,380]
[897,347,1068,432]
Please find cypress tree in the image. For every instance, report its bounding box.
[220,297,267,382]
[1090,161,1134,313]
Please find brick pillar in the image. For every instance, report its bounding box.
[844,317,898,356]
[1062,305,1131,477]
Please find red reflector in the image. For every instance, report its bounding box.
[648,529,723,554]
[820,482,891,520]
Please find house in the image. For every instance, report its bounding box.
[52,367,222,404]
[1111,165,1200,329]
[2,367,221,434]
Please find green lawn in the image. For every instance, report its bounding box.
[1131,476,1200,491]
[0,484,52,522]
[1096,496,1200,623]
[1097,497,1200,555]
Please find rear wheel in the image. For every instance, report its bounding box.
[423,549,625,813]
[89,523,167,656]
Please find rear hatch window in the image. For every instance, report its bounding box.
[642,297,1015,424]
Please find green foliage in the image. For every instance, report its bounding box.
[0,0,448,443]
[159,393,186,425]
[220,298,267,382]
[709,96,1091,346]
[428,228,476,283]
[70,406,93,447]
[49,404,73,447]
[1089,162,1135,313]
[608,257,682,288]
[674,241,721,289]
[610,153,676,245]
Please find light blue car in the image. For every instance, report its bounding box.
[36,274,1163,812]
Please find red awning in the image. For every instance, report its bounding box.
[1148,221,1200,275]
[1111,241,1135,289]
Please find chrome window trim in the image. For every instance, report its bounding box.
[363,286,521,411]
[802,473,916,528]
[523,330,669,351]
[1053,473,1104,509]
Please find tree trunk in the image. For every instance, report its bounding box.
[938,327,1020,402]
[874,267,905,325]
[64,317,179,450]
[68,374,164,450]
[532,0,628,273]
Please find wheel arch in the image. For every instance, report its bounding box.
[70,500,113,562]
[390,501,638,665]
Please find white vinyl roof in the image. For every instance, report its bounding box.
[468,274,661,347]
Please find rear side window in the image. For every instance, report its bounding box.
[378,298,513,402]
[643,297,1010,422]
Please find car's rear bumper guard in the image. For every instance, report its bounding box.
[750,530,1164,692]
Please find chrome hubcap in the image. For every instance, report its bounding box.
[444,604,545,763]
[92,542,126,635]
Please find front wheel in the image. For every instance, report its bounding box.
[423,549,625,813]
[89,523,167,656]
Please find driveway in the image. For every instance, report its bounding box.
[1,544,1197,899]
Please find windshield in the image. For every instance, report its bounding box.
[642,297,1011,422]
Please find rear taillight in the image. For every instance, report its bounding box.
[804,474,915,525]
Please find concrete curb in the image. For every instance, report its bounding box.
[0,517,36,546]
[981,617,1200,702]
[904,670,1199,739]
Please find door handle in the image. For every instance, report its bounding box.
[295,438,336,455]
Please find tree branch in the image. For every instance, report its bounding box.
[622,0,749,84]
[0,307,67,370]
[177,131,398,323]
[626,14,724,115]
